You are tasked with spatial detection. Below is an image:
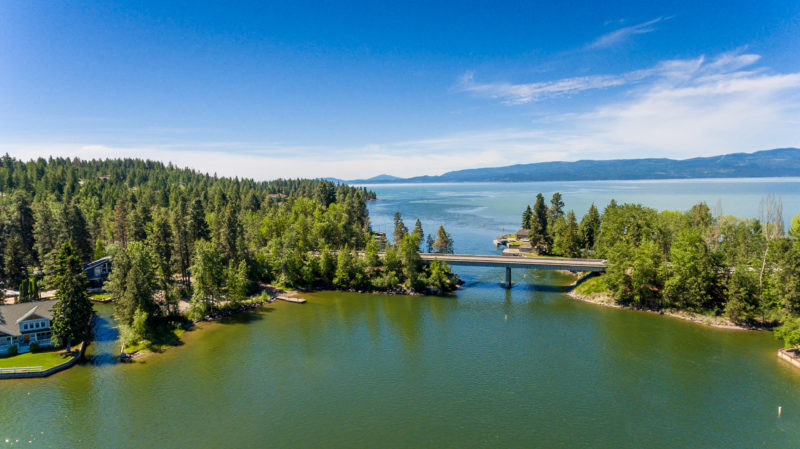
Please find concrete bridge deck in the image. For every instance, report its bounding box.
[418,253,606,288]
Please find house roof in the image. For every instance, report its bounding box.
[83,256,111,271]
[0,300,56,337]
[516,228,532,236]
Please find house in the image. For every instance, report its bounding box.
[83,256,112,288]
[516,228,532,241]
[518,242,535,254]
[0,300,57,354]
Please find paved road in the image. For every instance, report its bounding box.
[418,253,606,272]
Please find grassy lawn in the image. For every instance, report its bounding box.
[124,326,186,354]
[89,292,111,300]
[0,347,77,370]
[574,274,608,297]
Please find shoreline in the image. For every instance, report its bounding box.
[564,275,768,331]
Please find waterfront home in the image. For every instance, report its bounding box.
[83,256,112,288]
[515,228,531,241]
[0,300,57,354]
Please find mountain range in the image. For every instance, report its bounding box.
[345,148,800,183]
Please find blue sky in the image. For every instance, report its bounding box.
[1,1,799,179]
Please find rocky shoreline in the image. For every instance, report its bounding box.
[565,275,768,331]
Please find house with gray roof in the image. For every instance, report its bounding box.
[0,300,57,354]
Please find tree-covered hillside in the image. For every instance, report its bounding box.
[0,156,456,346]
[520,192,800,340]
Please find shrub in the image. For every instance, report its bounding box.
[29,342,40,353]
[7,345,19,356]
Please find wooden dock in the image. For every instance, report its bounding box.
[276,295,307,304]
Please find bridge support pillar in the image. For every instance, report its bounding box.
[504,266,512,289]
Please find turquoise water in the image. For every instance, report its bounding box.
[1,179,800,448]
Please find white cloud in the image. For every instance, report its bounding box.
[587,17,666,49]
[3,52,798,180]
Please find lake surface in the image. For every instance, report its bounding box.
[3,179,800,448]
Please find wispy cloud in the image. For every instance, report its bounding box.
[3,53,798,180]
[458,51,762,105]
[587,17,667,49]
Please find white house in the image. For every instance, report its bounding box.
[0,300,57,354]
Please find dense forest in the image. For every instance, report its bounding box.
[520,192,800,342]
[0,156,457,347]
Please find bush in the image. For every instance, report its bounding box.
[7,345,18,356]
[776,317,800,347]
[29,342,40,353]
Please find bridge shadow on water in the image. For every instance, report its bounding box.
[459,271,599,293]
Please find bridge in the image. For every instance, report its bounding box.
[418,253,606,288]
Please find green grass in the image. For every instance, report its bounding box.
[574,274,609,297]
[124,326,187,353]
[0,347,76,370]
[89,292,111,300]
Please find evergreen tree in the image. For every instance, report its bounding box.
[579,203,601,252]
[51,241,93,352]
[412,219,424,250]
[433,225,454,254]
[190,240,224,315]
[333,244,355,288]
[113,199,129,247]
[392,212,408,245]
[3,233,27,289]
[426,234,435,253]
[114,242,159,330]
[188,197,210,243]
[226,259,249,304]
[10,192,36,264]
[554,211,580,258]
[171,199,191,286]
[93,238,107,260]
[531,193,549,249]
[549,192,565,228]
[522,205,533,230]
[149,209,173,288]
[399,233,423,290]
[33,203,58,266]
[59,202,92,261]
[219,203,241,262]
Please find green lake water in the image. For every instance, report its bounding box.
[3,179,800,448]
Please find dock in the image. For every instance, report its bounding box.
[276,295,307,304]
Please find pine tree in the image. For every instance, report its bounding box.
[426,234,435,253]
[579,203,601,252]
[3,233,27,289]
[392,212,408,245]
[113,199,129,247]
[226,259,249,304]
[171,199,191,286]
[522,205,533,230]
[114,242,158,329]
[51,241,94,352]
[190,240,224,313]
[412,219,424,250]
[10,192,36,264]
[532,193,549,249]
[433,225,454,254]
[93,238,107,260]
[549,192,565,230]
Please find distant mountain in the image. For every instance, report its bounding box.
[347,174,405,183]
[348,148,800,183]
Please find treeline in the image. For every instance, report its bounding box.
[525,194,800,331]
[0,155,453,346]
[520,192,599,257]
